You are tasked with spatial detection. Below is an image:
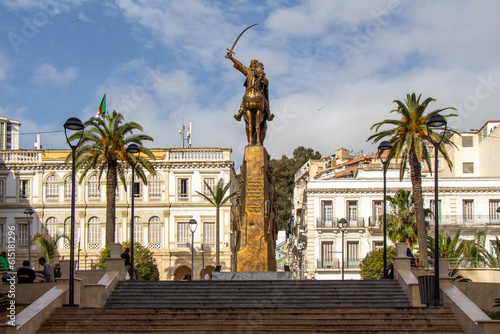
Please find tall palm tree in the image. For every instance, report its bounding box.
[195,178,237,266]
[67,111,155,246]
[368,93,458,265]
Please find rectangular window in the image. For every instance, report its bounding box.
[463,162,474,174]
[19,180,30,200]
[429,199,442,222]
[347,241,360,268]
[115,225,122,244]
[489,200,500,224]
[463,200,474,223]
[17,224,29,250]
[88,178,100,199]
[462,136,473,147]
[371,200,383,226]
[64,178,72,199]
[0,179,5,202]
[133,182,142,198]
[347,201,358,226]
[373,241,384,250]
[203,222,215,247]
[321,241,334,268]
[202,178,215,199]
[177,222,190,248]
[0,223,4,250]
[320,200,333,227]
[177,178,189,201]
[148,176,162,199]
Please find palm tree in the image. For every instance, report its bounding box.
[368,93,458,265]
[31,233,68,260]
[385,189,418,249]
[67,111,155,246]
[385,189,432,250]
[195,178,237,266]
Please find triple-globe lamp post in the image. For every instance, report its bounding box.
[63,117,85,307]
[23,208,34,266]
[426,114,448,306]
[378,141,393,279]
[338,218,348,280]
[189,219,198,280]
[126,143,141,280]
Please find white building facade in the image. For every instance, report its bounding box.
[0,147,237,280]
[291,121,500,280]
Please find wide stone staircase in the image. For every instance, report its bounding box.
[37,279,464,333]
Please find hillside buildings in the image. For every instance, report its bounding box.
[291,121,500,280]
[0,134,237,279]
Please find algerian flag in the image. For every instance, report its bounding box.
[95,93,106,118]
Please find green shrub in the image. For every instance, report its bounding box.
[360,246,397,279]
[92,242,160,280]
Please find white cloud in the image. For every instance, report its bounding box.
[33,64,78,86]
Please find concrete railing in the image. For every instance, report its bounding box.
[393,242,500,334]
[0,243,126,334]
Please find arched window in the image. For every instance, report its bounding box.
[132,216,143,245]
[87,217,101,249]
[64,176,72,199]
[148,216,162,249]
[45,217,58,238]
[46,175,59,200]
[88,175,100,199]
[64,217,79,250]
[148,175,162,199]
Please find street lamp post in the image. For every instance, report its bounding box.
[200,243,205,279]
[64,117,85,307]
[426,114,448,307]
[126,144,141,281]
[189,219,198,280]
[338,218,348,280]
[23,208,34,266]
[378,141,393,279]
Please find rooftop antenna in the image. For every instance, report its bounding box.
[179,121,192,148]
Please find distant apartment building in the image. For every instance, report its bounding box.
[291,121,500,280]
[0,146,237,280]
[0,116,20,150]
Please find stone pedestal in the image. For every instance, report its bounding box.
[235,146,277,272]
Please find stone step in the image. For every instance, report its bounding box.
[37,307,464,334]
[105,280,410,308]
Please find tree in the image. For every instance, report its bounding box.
[427,231,486,268]
[360,246,397,279]
[31,233,68,261]
[385,189,418,249]
[368,93,458,266]
[92,242,159,280]
[195,178,236,266]
[68,111,155,246]
[385,189,431,250]
[271,146,321,230]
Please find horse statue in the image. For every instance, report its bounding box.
[226,53,274,146]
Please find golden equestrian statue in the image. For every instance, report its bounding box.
[226,24,274,146]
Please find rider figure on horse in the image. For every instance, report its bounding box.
[226,51,274,146]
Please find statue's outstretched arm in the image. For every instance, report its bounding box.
[226,52,248,75]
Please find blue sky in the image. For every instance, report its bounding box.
[1,0,500,165]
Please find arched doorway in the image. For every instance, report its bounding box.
[204,265,216,277]
[173,265,191,280]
